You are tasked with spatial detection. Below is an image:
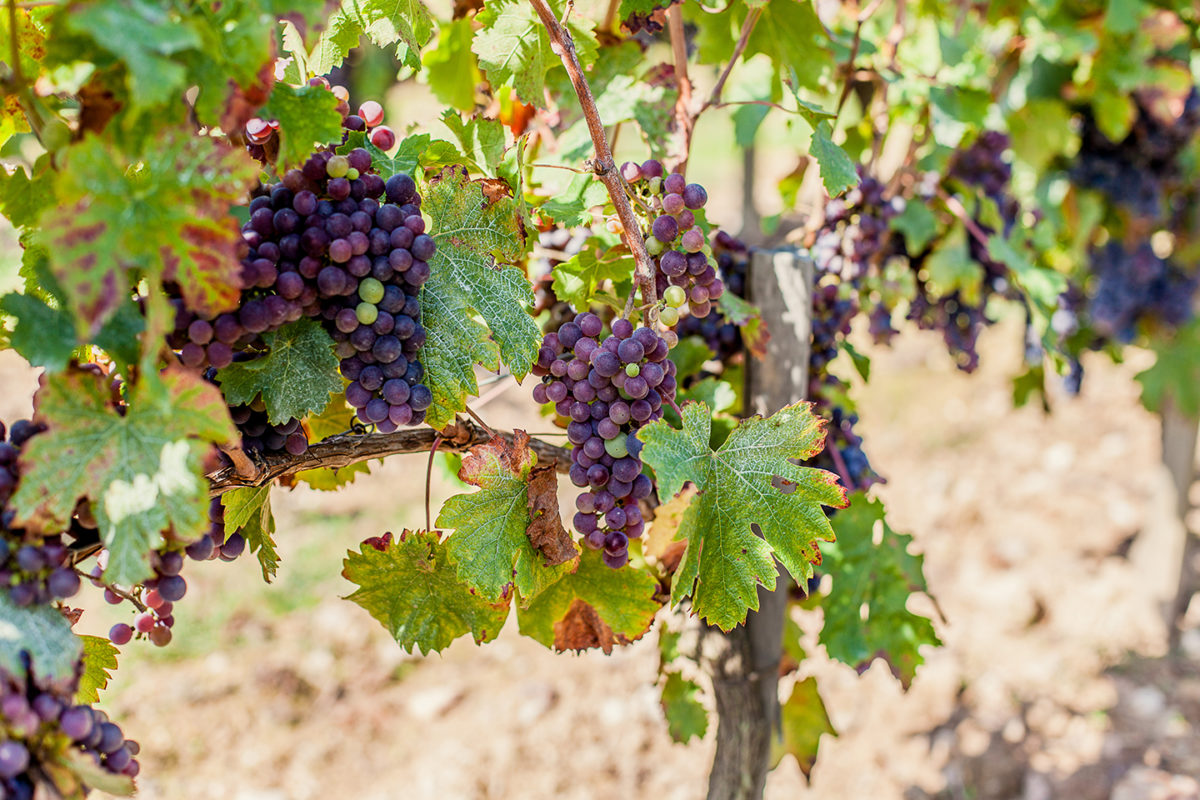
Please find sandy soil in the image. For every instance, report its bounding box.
[4,311,1198,800]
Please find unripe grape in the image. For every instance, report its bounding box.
[326,155,350,178]
[357,302,379,325]
[604,436,628,459]
[664,285,687,307]
[625,363,640,377]
[659,306,680,326]
[645,237,665,255]
[346,167,360,180]
[359,277,385,304]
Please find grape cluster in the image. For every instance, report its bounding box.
[0,422,84,608]
[1072,90,1200,217]
[246,80,398,162]
[1087,241,1197,342]
[620,159,724,320]
[0,668,140,797]
[676,230,747,367]
[531,314,677,568]
[230,402,308,456]
[948,130,1014,203]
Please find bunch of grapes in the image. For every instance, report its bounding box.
[676,230,747,367]
[1086,241,1197,342]
[531,314,676,568]
[1071,89,1200,217]
[948,130,1014,203]
[620,159,724,320]
[229,402,308,456]
[0,666,140,797]
[246,81,398,161]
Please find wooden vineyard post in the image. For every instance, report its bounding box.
[1162,395,1200,649]
[695,248,814,800]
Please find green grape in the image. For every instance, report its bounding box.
[604,436,628,459]
[659,306,680,326]
[346,167,360,180]
[648,177,663,195]
[356,302,379,325]
[646,237,665,256]
[625,363,640,377]
[664,285,687,308]
[326,155,350,178]
[359,277,385,304]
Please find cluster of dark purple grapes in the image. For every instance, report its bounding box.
[0,421,84,608]
[532,314,676,568]
[947,130,1014,203]
[230,402,308,456]
[676,230,747,367]
[620,159,724,320]
[1086,241,1197,342]
[0,666,140,797]
[1072,90,1200,217]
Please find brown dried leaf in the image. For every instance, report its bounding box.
[553,597,617,655]
[525,465,577,565]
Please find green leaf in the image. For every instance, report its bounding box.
[771,676,836,776]
[12,368,235,585]
[669,336,716,382]
[1007,98,1076,173]
[441,110,507,177]
[438,433,568,602]
[0,292,78,371]
[924,224,977,298]
[660,671,708,743]
[473,0,598,107]
[344,531,511,654]
[517,549,661,652]
[1105,0,1143,34]
[1092,89,1136,142]
[1137,320,1200,417]
[218,318,341,425]
[76,635,119,704]
[985,234,1067,308]
[745,0,834,91]
[42,135,256,332]
[819,492,940,688]
[0,595,81,683]
[421,167,540,429]
[679,377,737,415]
[424,18,481,111]
[551,247,635,311]
[338,130,437,179]
[808,122,858,197]
[0,164,53,230]
[539,173,609,228]
[293,462,370,491]
[221,485,279,582]
[889,201,939,254]
[307,0,435,73]
[56,749,134,796]
[259,84,344,171]
[638,402,847,631]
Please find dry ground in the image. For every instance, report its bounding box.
[3,312,1198,800]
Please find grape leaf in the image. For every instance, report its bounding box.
[76,634,119,704]
[551,248,635,311]
[1137,320,1200,416]
[337,130,427,179]
[746,0,834,90]
[715,292,768,358]
[424,18,481,111]
[526,465,578,565]
[539,173,609,228]
[889,200,939,254]
[0,293,79,371]
[218,318,341,424]
[306,0,435,73]
[819,492,940,688]
[0,162,53,231]
[259,83,344,171]
[438,432,571,602]
[808,121,858,197]
[770,676,836,776]
[55,749,134,796]
[12,367,236,585]
[0,595,81,683]
[292,462,370,490]
[343,530,511,654]
[421,166,540,429]
[660,671,708,743]
[473,0,598,107]
[441,111,506,177]
[222,485,279,582]
[517,548,661,653]
[40,134,256,333]
[637,402,847,631]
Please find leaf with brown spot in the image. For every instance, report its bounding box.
[438,431,572,602]
[525,465,577,565]
[517,549,662,653]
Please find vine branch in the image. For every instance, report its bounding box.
[667,4,694,173]
[528,0,658,314]
[206,419,572,496]
[704,6,762,111]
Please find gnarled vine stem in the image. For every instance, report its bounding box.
[206,418,572,496]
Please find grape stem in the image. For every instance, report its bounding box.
[703,6,762,113]
[219,442,259,481]
[75,568,149,613]
[463,405,496,438]
[666,5,694,174]
[834,0,889,119]
[528,0,658,316]
[936,187,993,250]
[426,435,442,533]
[206,419,573,495]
